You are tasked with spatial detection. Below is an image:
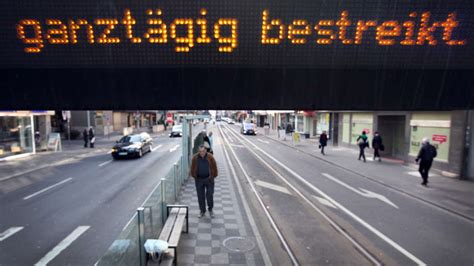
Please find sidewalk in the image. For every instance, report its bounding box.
[0,131,166,182]
[263,129,474,221]
[174,133,268,265]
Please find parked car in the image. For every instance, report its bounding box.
[170,124,183,137]
[111,133,153,159]
[241,122,257,135]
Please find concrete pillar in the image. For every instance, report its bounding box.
[448,111,468,178]
[464,110,474,180]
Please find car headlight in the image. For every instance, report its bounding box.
[111,148,117,153]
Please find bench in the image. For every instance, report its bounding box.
[157,205,188,266]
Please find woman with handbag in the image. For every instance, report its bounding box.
[356,131,369,162]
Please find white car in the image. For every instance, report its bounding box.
[169,125,183,137]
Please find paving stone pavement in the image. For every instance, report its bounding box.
[176,156,266,266]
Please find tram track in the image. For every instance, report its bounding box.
[218,124,384,265]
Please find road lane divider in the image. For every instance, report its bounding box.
[322,173,399,209]
[23,178,73,200]
[169,144,180,153]
[257,139,270,144]
[98,160,112,167]
[224,124,424,265]
[0,227,24,242]
[151,144,162,152]
[35,226,90,266]
[222,125,380,266]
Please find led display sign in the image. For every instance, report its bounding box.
[0,0,472,68]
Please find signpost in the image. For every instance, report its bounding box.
[47,133,62,152]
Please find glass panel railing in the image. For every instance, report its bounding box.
[97,156,188,265]
[165,169,176,204]
[97,214,140,266]
[143,182,163,240]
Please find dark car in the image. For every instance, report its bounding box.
[169,125,183,137]
[111,132,153,159]
[241,122,257,135]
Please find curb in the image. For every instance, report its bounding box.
[262,133,474,222]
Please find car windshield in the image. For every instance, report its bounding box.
[119,135,141,143]
[243,123,254,130]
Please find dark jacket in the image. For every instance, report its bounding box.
[372,135,383,149]
[190,152,218,181]
[356,135,369,148]
[416,143,437,163]
[192,132,206,154]
[319,133,328,146]
[88,128,94,140]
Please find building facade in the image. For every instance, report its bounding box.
[0,111,54,160]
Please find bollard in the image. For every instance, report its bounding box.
[161,178,166,225]
[137,207,146,266]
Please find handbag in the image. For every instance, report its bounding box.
[380,144,385,151]
[318,145,321,149]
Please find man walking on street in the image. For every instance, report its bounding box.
[319,131,328,155]
[190,145,218,218]
[416,137,437,186]
[372,132,383,162]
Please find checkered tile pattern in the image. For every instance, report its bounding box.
[176,154,265,265]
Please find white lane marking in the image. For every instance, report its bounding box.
[169,144,180,153]
[23,178,73,200]
[224,126,379,266]
[0,227,24,242]
[312,195,338,209]
[98,160,112,167]
[407,171,438,177]
[224,125,424,265]
[255,180,292,195]
[35,226,90,266]
[218,126,277,266]
[322,173,399,209]
[230,144,244,148]
[151,144,162,152]
[257,139,270,144]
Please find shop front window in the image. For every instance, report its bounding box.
[0,116,33,158]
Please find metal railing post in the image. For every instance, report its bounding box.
[137,207,146,266]
[181,156,185,185]
[161,178,166,225]
[173,163,178,201]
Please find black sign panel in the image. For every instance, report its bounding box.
[1,0,473,68]
[0,0,473,109]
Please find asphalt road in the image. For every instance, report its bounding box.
[0,126,203,266]
[219,123,474,266]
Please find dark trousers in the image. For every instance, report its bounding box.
[321,145,326,154]
[84,140,88,148]
[374,148,380,159]
[195,178,214,213]
[358,145,366,161]
[89,139,94,148]
[419,160,432,184]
